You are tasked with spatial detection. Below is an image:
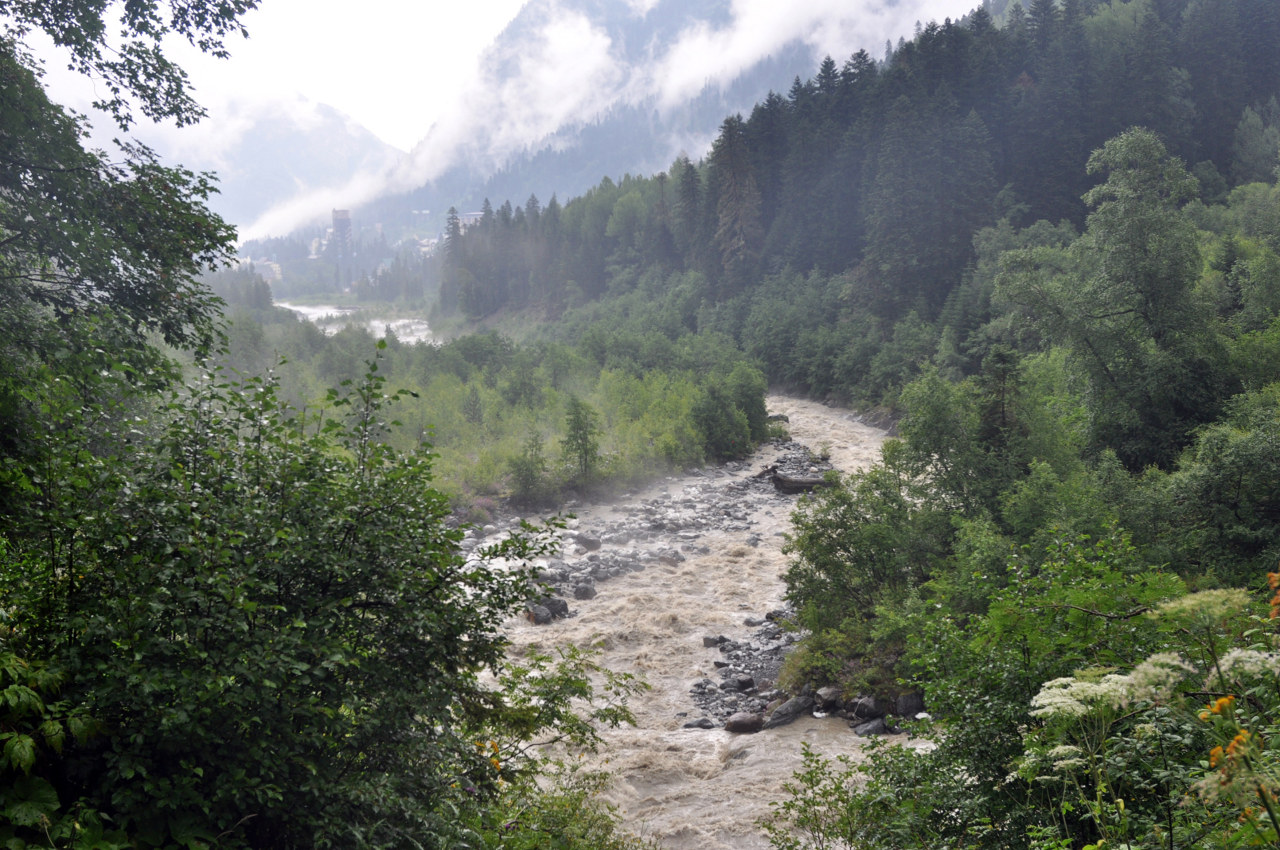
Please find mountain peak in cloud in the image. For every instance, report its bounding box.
[246,0,976,239]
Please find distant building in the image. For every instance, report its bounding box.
[458,211,484,230]
[332,209,353,256]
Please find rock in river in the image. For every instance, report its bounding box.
[724,712,764,734]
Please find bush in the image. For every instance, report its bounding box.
[466,762,662,850]
[0,352,631,848]
[692,385,752,461]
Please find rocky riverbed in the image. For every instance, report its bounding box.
[483,396,892,849]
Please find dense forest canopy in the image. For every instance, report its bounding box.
[384,0,1280,847]
[431,0,1279,332]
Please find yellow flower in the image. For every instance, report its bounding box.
[1227,729,1251,759]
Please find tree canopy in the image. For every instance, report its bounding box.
[0,0,258,126]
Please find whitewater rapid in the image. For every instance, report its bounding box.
[503,396,887,849]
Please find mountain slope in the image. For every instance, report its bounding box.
[308,0,976,240]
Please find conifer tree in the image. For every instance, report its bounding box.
[710,115,765,296]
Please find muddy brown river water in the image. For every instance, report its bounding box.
[500,396,888,849]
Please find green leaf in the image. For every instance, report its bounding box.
[3,776,59,826]
[2,734,36,773]
[66,715,92,742]
[38,720,65,754]
[0,685,42,717]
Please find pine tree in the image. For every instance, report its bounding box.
[1179,0,1248,167]
[816,56,839,99]
[1027,0,1061,55]
[438,207,464,313]
[709,115,764,296]
[1231,106,1280,184]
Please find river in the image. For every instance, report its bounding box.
[501,396,888,849]
[275,301,434,344]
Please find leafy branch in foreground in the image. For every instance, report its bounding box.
[0,349,640,848]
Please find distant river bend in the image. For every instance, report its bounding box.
[275,302,435,345]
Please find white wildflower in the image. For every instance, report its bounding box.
[1207,648,1280,689]
[1030,674,1130,719]
[1219,648,1280,677]
[1126,652,1194,703]
[1046,745,1082,766]
[1031,678,1090,718]
[1155,589,1252,623]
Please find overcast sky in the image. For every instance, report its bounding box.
[35,0,981,236]
[34,0,524,151]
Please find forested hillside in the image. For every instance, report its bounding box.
[409,0,1280,847]
[435,0,1279,407]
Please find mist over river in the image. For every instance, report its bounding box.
[500,396,891,849]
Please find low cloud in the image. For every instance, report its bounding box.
[650,0,976,109]
[253,0,977,237]
[392,3,627,188]
[239,168,394,242]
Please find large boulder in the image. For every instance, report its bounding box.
[851,717,899,737]
[724,712,764,734]
[896,691,925,718]
[850,696,890,720]
[537,596,570,618]
[815,686,843,712]
[763,695,815,729]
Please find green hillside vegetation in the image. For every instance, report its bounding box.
[766,130,1280,850]
[211,270,771,511]
[340,0,1278,846]
[0,6,658,848]
[426,0,1279,411]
